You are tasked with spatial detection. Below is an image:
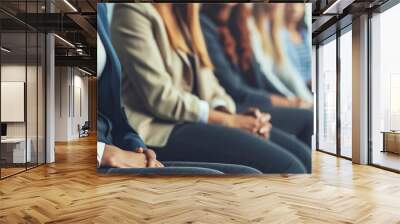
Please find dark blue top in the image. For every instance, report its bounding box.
[282,28,311,82]
[97,3,146,150]
[200,15,274,111]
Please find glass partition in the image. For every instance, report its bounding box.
[0,0,46,179]
[317,36,337,154]
[1,30,28,177]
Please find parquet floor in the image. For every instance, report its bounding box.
[1,135,400,224]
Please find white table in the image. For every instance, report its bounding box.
[1,138,31,163]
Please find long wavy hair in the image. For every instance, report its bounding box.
[201,4,238,66]
[284,4,308,33]
[253,3,285,67]
[153,3,213,68]
[228,4,253,73]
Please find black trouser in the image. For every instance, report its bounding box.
[152,123,309,173]
[237,104,313,146]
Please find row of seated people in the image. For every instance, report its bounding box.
[97,3,313,174]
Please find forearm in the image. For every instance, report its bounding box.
[208,109,231,126]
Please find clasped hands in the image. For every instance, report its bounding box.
[224,107,272,140]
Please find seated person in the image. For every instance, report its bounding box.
[250,3,313,105]
[97,3,261,175]
[110,3,308,173]
[282,4,312,87]
[201,4,313,149]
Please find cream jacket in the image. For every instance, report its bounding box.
[111,3,235,147]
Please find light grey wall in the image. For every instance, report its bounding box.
[54,67,89,141]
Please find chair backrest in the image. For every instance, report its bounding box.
[82,121,90,129]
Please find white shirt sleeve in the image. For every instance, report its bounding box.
[97,33,107,78]
[97,142,106,167]
[198,98,230,123]
[198,100,210,123]
[210,98,227,109]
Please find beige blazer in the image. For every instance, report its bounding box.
[111,3,236,147]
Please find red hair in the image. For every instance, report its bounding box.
[202,4,253,73]
[202,4,238,66]
[228,5,253,72]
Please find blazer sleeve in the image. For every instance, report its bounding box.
[203,68,236,113]
[98,110,146,151]
[111,4,204,123]
[113,120,147,151]
[97,112,112,145]
[201,22,272,107]
[112,109,147,151]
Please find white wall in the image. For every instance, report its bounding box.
[1,82,25,122]
[54,67,89,141]
[71,73,89,139]
[55,67,69,141]
[1,65,32,138]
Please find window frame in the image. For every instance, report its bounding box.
[315,24,353,160]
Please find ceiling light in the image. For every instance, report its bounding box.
[78,67,93,76]
[322,0,354,15]
[1,47,11,53]
[76,49,85,56]
[323,0,341,14]
[63,0,78,12]
[54,34,75,48]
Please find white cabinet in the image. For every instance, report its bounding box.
[1,138,32,163]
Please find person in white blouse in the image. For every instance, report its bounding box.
[251,4,313,106]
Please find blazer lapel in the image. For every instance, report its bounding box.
[176,49,193,91]
[176,49,190,68]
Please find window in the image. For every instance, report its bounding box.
[370,3,400,171]
[339,29,352,158]
[317,37,337,154]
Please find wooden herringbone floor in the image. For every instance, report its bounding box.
[1,135,400,224]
